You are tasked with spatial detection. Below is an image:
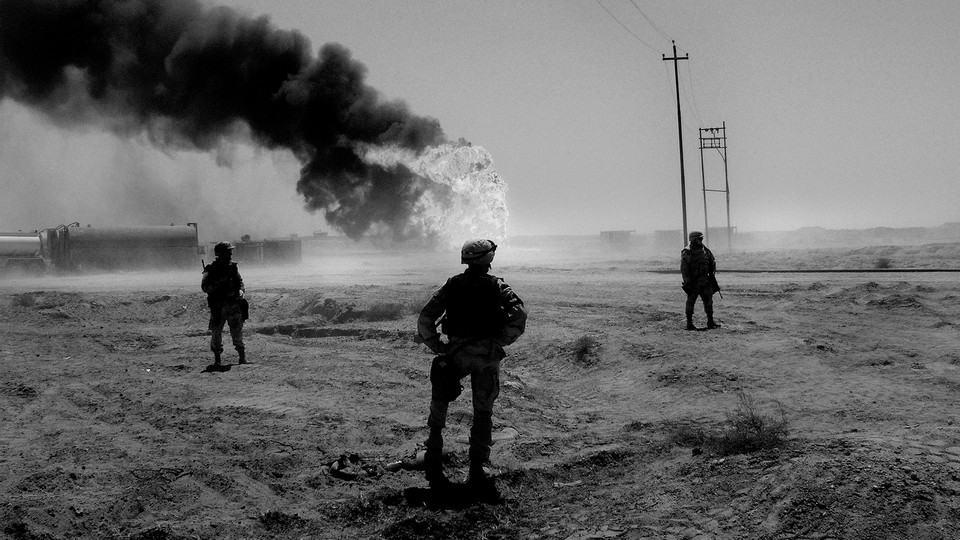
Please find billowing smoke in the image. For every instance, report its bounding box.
[0,0,506,244]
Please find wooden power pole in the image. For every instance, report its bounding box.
[663,40,689,246]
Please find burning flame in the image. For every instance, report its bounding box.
[362,141,508,247]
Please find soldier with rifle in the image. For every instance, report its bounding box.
[202,241,248,366]
[681,231,721,330]
[417,239,527,493]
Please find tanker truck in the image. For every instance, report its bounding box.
[43,222,201,273]
[0,231,45,275]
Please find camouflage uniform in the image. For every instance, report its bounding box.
[202,257,246,364]
[680,233,718,329]
[418,263,527,486]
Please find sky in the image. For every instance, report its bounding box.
[1,0,958,241]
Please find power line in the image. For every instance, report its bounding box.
[683,59,704,126]
[593,0,705,127]
[593,0,662,54]
[627,0,671,42]
[601,1,701,126]
[662,60,701,134]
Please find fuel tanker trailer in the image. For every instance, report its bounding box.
[0,231,45,274]
[45,223,200,272]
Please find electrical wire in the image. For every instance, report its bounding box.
[595,0,708,129]
[662,42,706,129]
[620,3,708,128]
[682,59,704,127]
[627,0,671,42]
[593,0,711,130]
[662,62,701,143]
[607,2,715,158]
[593,0,662,54]
[662,60,676,96]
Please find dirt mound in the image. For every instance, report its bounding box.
[866,293,928,310]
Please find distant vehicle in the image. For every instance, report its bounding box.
[43,222,201,272]
[2,222,304,276]
[229,236,303,266]
[1,222,201,276]
[0,231,45,275]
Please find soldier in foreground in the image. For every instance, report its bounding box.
[681,230,720,330]
[417,239,527,493]
[202,241,247,366]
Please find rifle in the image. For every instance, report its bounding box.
[709,274,723,299]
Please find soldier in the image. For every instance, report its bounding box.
[202,241,247,366]
[417,239,527,492]
[681,230,720,330]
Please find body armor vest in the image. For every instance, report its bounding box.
[440,272,506,338]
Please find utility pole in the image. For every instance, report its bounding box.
[699,122,732,251]
[663,40,689,246]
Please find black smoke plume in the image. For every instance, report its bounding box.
[0,0,447,239]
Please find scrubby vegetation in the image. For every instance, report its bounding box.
[714,390,790,455]
[666,391,789,456]
[571,335,600,365]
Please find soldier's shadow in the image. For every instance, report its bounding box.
[202,363,232,373]
[403,483,502,509]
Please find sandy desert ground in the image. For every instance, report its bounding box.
[2,242,960,539]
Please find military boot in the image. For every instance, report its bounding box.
[468,462,499,500]
[467,463,488,485]
[237,348,247,364]
[707,316,720,329]
[213,351,222,366]
[423,449,450,490]
[686,314,696,331]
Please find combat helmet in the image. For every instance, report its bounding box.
[214,241,235,257]
[460,239,497,265]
